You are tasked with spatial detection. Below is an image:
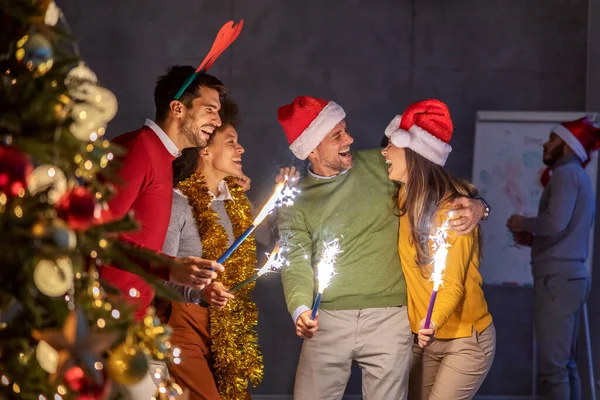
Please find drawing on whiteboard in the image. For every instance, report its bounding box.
[523,151,542,167]
[524,136,544,147]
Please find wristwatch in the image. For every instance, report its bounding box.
[473,195,491,221]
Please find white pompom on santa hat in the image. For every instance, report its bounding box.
[278,96,346,160]
[385,99,453,166]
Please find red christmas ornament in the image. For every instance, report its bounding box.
[56,186,98,230]
[63,366,111,400]
[0,146,33,197]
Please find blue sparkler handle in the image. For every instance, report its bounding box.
[214,225,256,268]
[310,292,322,320]
[423,290,438,329]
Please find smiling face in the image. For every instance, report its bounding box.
[202,124,244,180]
[179,86,222,148]
[381,142,408,182]
[308,120,354,176]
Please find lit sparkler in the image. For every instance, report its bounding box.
[310,239,341,320]
[228,241,289,293]
[423,218,451,329]
[215,177,300,266]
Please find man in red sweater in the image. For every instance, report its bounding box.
[100,66,226,322]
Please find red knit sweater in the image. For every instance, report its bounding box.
[100,125,176,320]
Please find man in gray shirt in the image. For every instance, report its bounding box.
[507,117,600,400]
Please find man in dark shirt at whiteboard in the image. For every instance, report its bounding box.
[506,117,600,400]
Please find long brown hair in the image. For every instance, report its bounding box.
[399,148,481,269]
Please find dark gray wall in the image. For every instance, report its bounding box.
[57,0,591,396]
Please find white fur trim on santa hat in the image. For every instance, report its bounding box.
[385,115,452,166]
[289,101,346,160]
[552,124,588,162]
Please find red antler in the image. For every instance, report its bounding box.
[196,20,244,73]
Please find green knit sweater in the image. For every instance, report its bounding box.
[279,149,407,318]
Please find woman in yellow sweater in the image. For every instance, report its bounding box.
[381,99,495,400]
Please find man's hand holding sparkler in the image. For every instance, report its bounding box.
[276,166,300,185]
[447,197,487,235]
[202,281,234,308]
[296,310,319,339]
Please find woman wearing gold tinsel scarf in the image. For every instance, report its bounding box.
[160,99,290,399]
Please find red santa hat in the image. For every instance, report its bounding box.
[551,117,600,163]
[540,117,600,186]
[384,99,453,166]
[277,96,346,160]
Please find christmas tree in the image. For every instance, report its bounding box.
[0,1,183,398]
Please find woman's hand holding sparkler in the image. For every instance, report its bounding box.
[418,319,436,348]
[170,256,224,290]
[296,310,319,339]
[202,281,234,309]
[234,173,251,192]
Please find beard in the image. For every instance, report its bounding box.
[543,143,565,166]
[321,155,353,174]
[181,118,208,148]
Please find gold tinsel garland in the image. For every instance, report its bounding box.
[177,173,263,399]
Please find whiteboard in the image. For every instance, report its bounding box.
[472,111,599,286]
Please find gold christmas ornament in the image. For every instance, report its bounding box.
[27,164,68,204]
[36,340,59,373]
[106,342,149,386]
[33,258,74,297]
[129,308,173,361]
[32,218,77,251]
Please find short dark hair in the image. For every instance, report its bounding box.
[172,96,242,187]
[154,65,226,121]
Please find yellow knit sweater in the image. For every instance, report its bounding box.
[398,204,492,339]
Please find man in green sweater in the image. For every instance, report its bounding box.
[276,96,486,399]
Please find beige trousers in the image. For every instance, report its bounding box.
[409,323,496,400]
[294,307,413,400]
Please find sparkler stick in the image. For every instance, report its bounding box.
[212,179,299,269]
[423,218,451,329]
[310,239,340,320]
[227,242,288,293]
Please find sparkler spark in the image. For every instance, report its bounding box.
[316,239,341,293]
[429,218,451,291]
[257,242,289,277]
[252,178,301,226]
